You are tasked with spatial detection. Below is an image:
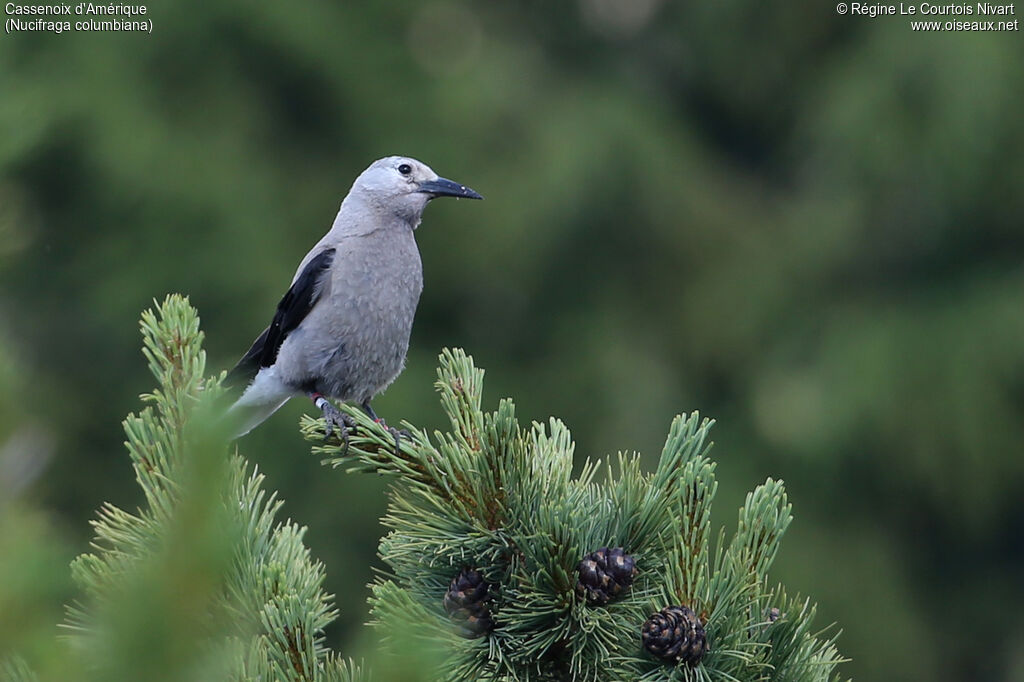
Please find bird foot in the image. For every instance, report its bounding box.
[311,394,355,451]
[374,417,410,453]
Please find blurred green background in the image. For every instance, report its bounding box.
[1,1,1023,680]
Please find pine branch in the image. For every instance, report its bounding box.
[55,295,365,682]
[307,348,847,681]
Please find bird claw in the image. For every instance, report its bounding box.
[387,425,411,454]
[320,401,355,452]
[373,417,410,453]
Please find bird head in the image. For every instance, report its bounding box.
[350,156,483,225]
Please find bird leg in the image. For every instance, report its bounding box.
[360,401,381,422]
[360,401,410,454]
[309,392,354,450]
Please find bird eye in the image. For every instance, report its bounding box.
[398,164,412,175]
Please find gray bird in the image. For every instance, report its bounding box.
[225,156,482,439]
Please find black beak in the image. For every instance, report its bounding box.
[417,177,483,200]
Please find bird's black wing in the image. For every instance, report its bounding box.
[225,247,336,388]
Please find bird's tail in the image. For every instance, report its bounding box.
[226,369,294,438]
[228,399,290,438]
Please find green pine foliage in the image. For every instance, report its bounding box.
[304,349,846,681]
[0,658,37,682]
[57,295,364,682]
[4,296,844,681]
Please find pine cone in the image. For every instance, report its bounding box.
[443,568,494,637]
[576,547,637,605]
[642,605,708,666]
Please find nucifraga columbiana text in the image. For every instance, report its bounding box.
[225,156,482,440]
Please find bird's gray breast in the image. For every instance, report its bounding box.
[278,227,423,402]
